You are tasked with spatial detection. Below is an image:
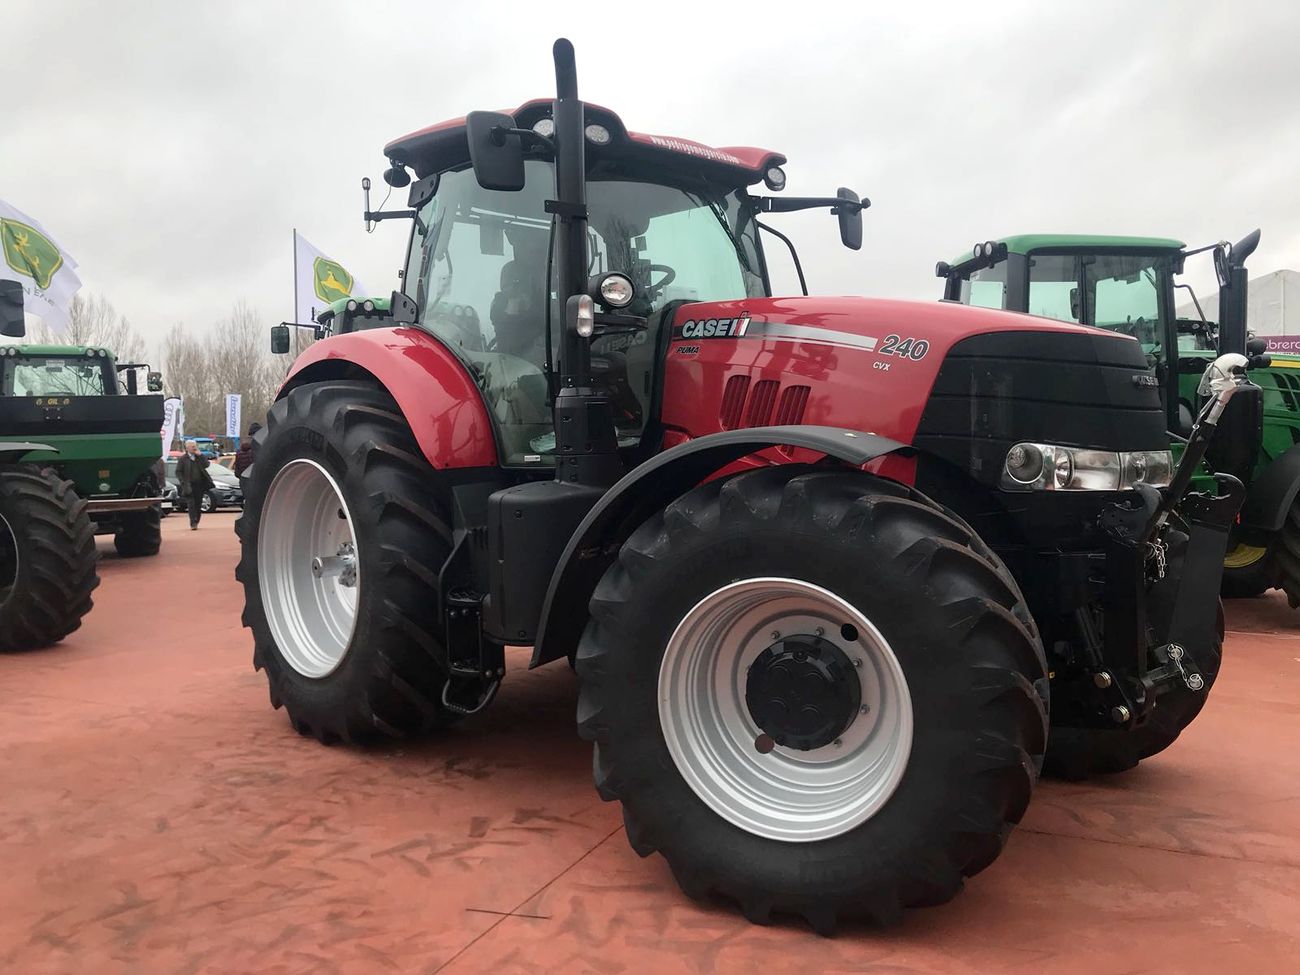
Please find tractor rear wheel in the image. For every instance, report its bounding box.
[236,381,462,744]
[0,465,99,652]
[1220,541,1275,598]
[576,466,1048,932]
[1273,503,1300,607]
[114,505,162,557]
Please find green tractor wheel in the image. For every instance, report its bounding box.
[0,465,100,651]
[1221,541,1275,599]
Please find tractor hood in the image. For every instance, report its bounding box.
[659,295,1165,459]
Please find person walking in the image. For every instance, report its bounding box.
[176,439,214,530]
[234,422,261,477]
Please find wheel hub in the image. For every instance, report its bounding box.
[745,634,861,750]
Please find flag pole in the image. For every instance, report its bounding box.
[292,228,299,357]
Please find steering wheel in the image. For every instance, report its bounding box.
[645,264,677,301]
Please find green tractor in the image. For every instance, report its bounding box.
[0,282,166,557]
[0,285,100,649]
[935,232,1300,601]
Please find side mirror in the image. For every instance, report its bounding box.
[270,324,291,355]
[0,279,25,338]
[1069,287,1081,321]
[147,371,163,393]
[835,188,862,251]
[466,111,525,191]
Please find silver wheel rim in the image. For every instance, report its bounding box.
[257,459,360,678]
[658,577,913,842]
[201,493,213,512]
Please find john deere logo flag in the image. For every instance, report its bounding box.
[0,199,82,332]
[2,218,62,289]
[313,257,354,303]
[294,231,369,325]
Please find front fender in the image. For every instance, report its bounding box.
[280,326,497,469]
[1239,444,1300,533]
[529,425,911,667]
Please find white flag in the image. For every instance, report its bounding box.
[0,199,83,333]
[294,231,369,325]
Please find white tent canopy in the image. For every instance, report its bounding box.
[1179,269,1300,337]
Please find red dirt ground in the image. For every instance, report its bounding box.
[2,514,1299,973]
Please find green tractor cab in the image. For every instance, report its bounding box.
[936,231,1300,600]
[0,338,167,558]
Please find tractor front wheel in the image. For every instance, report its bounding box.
[236,381,462,744]
[576,466,1048,931]
[0,465,99,652]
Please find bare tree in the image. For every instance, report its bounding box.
[31,293,149,362]
[159,303,282,449]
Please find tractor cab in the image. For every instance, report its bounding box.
[356,100,865,466]
[938,236,1193,427]
[937,234,1262,439]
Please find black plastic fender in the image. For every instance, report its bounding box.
[529,425,911,667]
[1239,444,1300,533]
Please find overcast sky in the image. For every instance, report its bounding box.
[4,1,1298,349]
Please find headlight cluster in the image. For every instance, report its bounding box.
[1001,442,1173,492]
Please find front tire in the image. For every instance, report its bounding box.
[576,467,1048,931]
[236,381,461,744]
[0,466,100,652]
[200,491,215,513]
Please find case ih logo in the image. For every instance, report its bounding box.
[674,312,752,339]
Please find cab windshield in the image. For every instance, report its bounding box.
[1026,252,1167,358]
[405,160,765,464]
[2,355,110,397]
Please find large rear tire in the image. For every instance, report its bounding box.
[1273,503,1300,607]
[576,466,1048,932]
[114,505,162,557]
[0,466,99,652]
[236,381,462,744]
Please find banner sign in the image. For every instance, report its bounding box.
[225,393,242,439]
[161,397,182,457]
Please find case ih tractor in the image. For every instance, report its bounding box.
[240,41,1251,930]
[936,233,1300,601]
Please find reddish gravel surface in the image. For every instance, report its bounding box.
[2,514,1299,973]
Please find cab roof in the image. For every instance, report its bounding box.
[951,234,1187,267]
[384,99,786,186]
[1,343,112,358]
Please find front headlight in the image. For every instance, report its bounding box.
[1001,442,1172,492]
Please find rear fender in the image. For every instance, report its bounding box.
[530,425,911,667]
[279,327,497,469]
[1239,444,1300,534]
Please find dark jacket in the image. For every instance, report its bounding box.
[233,440,257,477]
[176,452,214,497]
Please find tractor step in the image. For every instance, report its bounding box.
[441,589,505,716]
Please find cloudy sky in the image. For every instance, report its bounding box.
[4,1,1298,348]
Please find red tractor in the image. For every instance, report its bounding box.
[240,41,1251,931]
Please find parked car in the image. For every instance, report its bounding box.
[215,453,237,470]
[164,458,243,512]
